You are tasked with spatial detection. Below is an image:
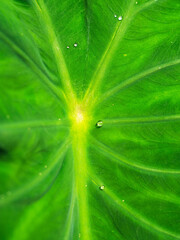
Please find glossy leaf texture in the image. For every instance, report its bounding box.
[0,0,180,239]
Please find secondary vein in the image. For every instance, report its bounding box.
[103,114,180,125]
[83,0,136,107]
[83,0,163,109]
[90,136,180,175]
[0,32,65,105]
[0,119,68,131]
[105,187,180,239]
[32,0,76,104]
[0,138,70,206]
[99,59,180,104]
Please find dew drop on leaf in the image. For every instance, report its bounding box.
[74,43,78,47]
[118,16,123,21]
[99,185,105,190]
[96,120,103,128]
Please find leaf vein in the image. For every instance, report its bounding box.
[99,59,180,104]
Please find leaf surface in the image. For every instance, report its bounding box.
[0,0,180,239]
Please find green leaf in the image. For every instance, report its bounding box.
[0,0,180,239]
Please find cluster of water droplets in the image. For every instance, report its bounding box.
[114,15,123,21]
[96,121,104,190]
[38,165,48,176]
[66,43,78,49]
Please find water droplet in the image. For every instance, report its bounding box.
[74,43,78,47]
[67,46,70,49]
[118,16,123,21]
[58,118,61,121]
[136,1,138,4]
[122,199,125,202]
[39,172,42,176]
[96,120,103,128]
[99,185,105,190]
[44,165,47,169]
[114,15,117,18]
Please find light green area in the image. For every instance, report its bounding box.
[0,0,180,239]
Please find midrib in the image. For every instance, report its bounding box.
[27,1,161,239]
[71,125,90,240]
[33,2,90,239]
